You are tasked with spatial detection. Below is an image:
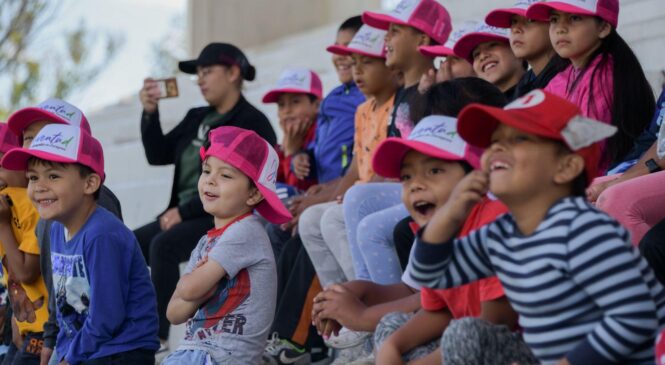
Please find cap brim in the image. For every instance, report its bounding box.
[362,11,406,30]
[526,2,596,23]
[419,45,455,58]
[7,108,68,136]
[178,60,199,74]
[454,33,509,63]
[1,147,77,171]
[255,184,292,225]
[262,88,318,103]
[327,44,385,59]
[372,137,475,178]
[485,8,527,28]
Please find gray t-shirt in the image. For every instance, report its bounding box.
[177,215,277,364]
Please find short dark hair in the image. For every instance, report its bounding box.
[339,15,363,33]
[411,77,507,122]
[27,157,101,200]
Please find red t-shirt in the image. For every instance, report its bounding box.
[276,123,317,191]
[420,197,509,318]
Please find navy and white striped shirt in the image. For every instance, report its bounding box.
[410,197,665,365]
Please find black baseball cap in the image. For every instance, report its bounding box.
[178,42,256,81]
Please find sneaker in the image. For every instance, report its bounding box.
[324,327,371,349]
[263,332,310,365]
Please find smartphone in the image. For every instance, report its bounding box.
[156,77,179,98]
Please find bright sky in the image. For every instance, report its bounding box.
[61,0,186,112]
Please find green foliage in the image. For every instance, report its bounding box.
[0,0,124,119]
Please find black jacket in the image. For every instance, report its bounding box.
[140,96,276,220]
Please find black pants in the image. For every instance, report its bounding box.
[640,218,665,285]
[81,348,155,365]
[134,216,214,340]
[272,234,324,350]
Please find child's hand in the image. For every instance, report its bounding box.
[292,153,311,180]
[0,195,12,225]
[139,78,160,114]
[8,279,42,323]
[423,171,489,244]
[159,207,182,231]
[418,68,435,95]
[312,284,367,332]
[282,118,313,156]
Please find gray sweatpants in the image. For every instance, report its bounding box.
[300,202,355,287]
[374,313,538,365]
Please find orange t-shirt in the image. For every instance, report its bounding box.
[420,197,508,318]
[353,95,394,183]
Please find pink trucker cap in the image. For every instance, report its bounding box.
[453,22,510,63]
[372,115,482,179]
[2,124,105,182]
[486,0,545,28]
[7,98,92,137]
[0,123,21,155]
[327,25,387,58]
[419,20,479,58]
[362,0,452,45]
[526,0,619,28]
[199,126,292,224]
[262,68,323,104]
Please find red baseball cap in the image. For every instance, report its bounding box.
[200,126,292,224]
[457,89,617,183]
[327,25,387,59]
[2,124,105,182]
[419,20,479,58]
[526,0,619,28]
[453,22,510,63]
[372,115,482,179]
[486,0,546,28]
[0,123,21,155]
[362,0,452,45]
[262,68,323,104]
[7,98,92,137]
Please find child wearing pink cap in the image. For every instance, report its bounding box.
[1,124,159,365]
[263,68,322,192]
[163,126,291,364]
[528,0,655,169]
[418,20,479,93]
[363,0,452,138]
[0,123,48,365]
[485,0,568,97]
[408,89,665,364]
[453,22,526,99]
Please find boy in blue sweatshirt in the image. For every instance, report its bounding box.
[1,124,159,365]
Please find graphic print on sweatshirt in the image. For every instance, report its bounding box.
[184,268,251,344]
[51,252,90,334]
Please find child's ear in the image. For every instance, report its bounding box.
[246,187,264,206]
[83,173,102,196]
[598,21,612,39]
[553,154,585,185]
[227,65,242,84]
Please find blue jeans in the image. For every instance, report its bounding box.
[343,183,408,284]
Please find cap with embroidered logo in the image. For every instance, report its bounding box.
[526,0,619,28]
[262,68,323,104]
[486,0,545,28]
[453,22,510,63]
[327,25,387,59]
[419,20,480,58]
[372,115,482,179]
[457,89,617,183]
[362,0,452,45]
[1,124,105,182]
[7,98,92,137]
[200,126,291,224]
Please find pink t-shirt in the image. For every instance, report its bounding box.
[545,54,614,125]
